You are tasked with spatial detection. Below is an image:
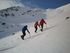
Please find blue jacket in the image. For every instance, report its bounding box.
[22,26,30,33]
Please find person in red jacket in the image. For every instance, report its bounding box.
[39,18,47,31]
[34,21,40,33]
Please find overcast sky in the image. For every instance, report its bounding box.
[0,0,70,10]
[20,0,70,9]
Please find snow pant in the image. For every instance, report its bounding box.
[40,24,43,31]
[35,27,38,33]
[21,32,26,40]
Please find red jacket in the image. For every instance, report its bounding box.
[40,19,46,25]
[34,21,39,28]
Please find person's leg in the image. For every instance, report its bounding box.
[35,27,37,33]
[22,32,26,40]
[41,24,43,31]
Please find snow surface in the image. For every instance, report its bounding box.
[0,4,70,53]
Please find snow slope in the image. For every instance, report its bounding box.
[0,6,46,39]
[0,4,70,53]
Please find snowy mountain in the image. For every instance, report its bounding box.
[0,4,70,53]
[0,0,23,10]
[0,6,46,38]
[46,3,70,27]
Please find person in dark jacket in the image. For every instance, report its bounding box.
[21,25,30,40]
[39,19,47,31]
[34,21,40,33]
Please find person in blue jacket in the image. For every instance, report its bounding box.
[21,25,30,40]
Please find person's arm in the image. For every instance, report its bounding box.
[44,20,47,27]
[27,29,30,34]
[38,23,40,27]
[44,20,47,24]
